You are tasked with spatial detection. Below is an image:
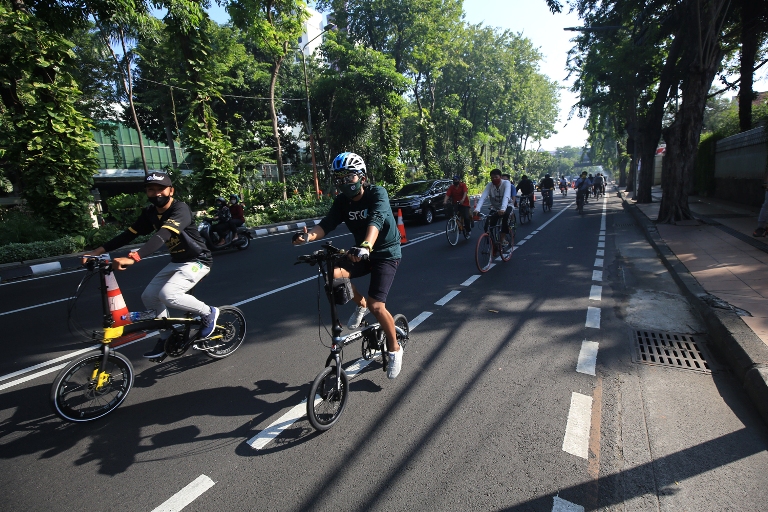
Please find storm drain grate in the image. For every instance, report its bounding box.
[631,330,711,374]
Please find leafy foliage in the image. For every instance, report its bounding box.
[0,6,98,234]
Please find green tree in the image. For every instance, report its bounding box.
[228,0,309,200]
[0,6,97,234]
[163,0,238,201]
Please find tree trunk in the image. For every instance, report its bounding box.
[658,63,722,223]
[165,124,178,169]
[738,0,759,132]
[269,56,287,200]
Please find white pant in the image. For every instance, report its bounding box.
[141,261,211,318]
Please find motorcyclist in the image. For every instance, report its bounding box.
[213,197,232,246]
[228,194,245,241]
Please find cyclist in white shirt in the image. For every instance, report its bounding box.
[474,169,514,248]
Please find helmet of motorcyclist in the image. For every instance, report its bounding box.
[521,174,528,180]
[229,194,239,204]
[545,173,551,178]
[332,152,367,199]
[215,196,226,207]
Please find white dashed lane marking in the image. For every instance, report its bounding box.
[151,474,215,512]
[562,392,593,459]
[589,285,602,301]
[592,270,603,281]
[585,306,601,328]
[435,291,460,306]
[576,341,599,376]
[461,275,481,286]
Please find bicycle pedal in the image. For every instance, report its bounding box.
[149,355,167,363]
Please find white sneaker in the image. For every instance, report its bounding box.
[347,306,369,329]
[387,347,403,379]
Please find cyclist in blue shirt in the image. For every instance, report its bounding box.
[292,152,404,379]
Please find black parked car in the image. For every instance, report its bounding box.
[389,179,452,224]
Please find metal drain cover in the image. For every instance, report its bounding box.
[631,330,711,374]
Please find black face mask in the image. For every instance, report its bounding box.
[453,181,460,186]
[148,195,171,208]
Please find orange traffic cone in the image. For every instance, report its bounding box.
[397,208,408,244]
[104,271,131,326]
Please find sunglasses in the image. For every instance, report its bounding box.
[334,173,359,185]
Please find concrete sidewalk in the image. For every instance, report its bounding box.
[620,185,768,425]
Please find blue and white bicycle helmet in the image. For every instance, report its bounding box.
[332,152,367,177]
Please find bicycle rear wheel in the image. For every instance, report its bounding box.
[307,365,349,431]
[475,233,493,273]
[205,306,247,359]
[445,217,459,246]
[520,205,530,224]
[51,351,134,422]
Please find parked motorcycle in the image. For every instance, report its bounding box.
[197,218,252,251]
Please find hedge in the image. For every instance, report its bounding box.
[0,236,83,265]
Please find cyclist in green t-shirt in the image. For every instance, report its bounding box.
[292,152,404,379]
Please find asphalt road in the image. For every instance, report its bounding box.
[1,191,767,511]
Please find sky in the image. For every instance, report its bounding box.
[205,1,768,153]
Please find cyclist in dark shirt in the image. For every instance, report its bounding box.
[87,172,218,359]
[539,173,556,208]
[517,174,535,210]
[292,152,404,379]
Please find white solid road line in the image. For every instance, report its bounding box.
[0,331,160,392]
[151,474,215,512]
[576,341,599,376]
[562,392,593,459]
[552,496,585,512]
[0,345,97,383]
[0,297,73,317]
[435,290,460,306]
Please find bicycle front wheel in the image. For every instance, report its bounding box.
[307,365,349,431]
[445,217,459,246]
[475,233,493,273]
[51,351,134,422]
[392,314,410,351]
[205,306,247,359]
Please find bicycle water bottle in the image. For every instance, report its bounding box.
[121,310,156,322]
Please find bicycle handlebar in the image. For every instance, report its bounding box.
[295,243,348,266]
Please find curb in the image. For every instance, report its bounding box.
[618,189,768,426]
[0,217,322,283]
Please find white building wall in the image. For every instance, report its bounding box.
[298,8,325,56]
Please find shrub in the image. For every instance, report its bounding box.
[106,193,146,227]
[0,235,83,264]
[0,207,59,246]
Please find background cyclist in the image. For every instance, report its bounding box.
[474,168,513,249]
[444,174,472,238]
[291,152,404,379]
[539,173,555,208]
[516,174,535,211]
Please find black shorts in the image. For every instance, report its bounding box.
[335,258,400,303]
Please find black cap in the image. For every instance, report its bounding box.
[144,172,172,188]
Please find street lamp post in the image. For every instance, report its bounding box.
[299,23,336,199]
